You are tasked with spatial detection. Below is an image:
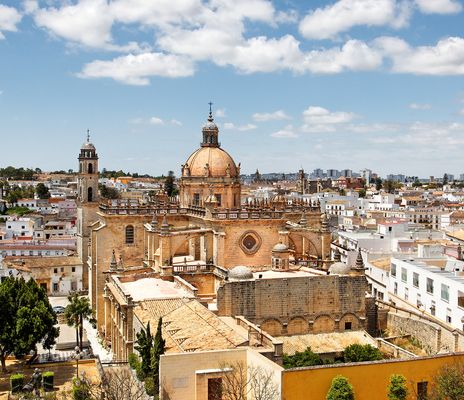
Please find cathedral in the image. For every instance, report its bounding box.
[76,109,350,342]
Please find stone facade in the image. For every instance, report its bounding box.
[217,274,367,336]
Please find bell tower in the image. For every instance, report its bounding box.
[77,130,99,203]
[77,130,100,290]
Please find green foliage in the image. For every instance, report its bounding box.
[0,166,36,180]
[4,184,35,204]
[164,171,178,197]
[135,322,154,377]
[10,373,24,393]
[43,326,60,354]
[343,344,383,363]
[99,184,120,199]
[35,183,50,199]
[430,362,464,400]
[43,371,54,391]
[72,377,91,400]
[128,353,140,370]
[65,293,93,349]
[0,277,57,372]
[151,318,166,389]
[283,347,323,369]
[387,374,408,400]
[358,189,366,198]
[412,180,422,188]
[375,177,383,191]
[5,206,33,216]
[144,376,156,396]
[326,375,355,400]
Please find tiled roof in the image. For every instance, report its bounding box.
[134,299,247,353]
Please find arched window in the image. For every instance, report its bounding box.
[87,187,93,202]
[125,225,134,244]
[88,163,93,174]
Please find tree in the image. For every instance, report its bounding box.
[0,277,57,372]
[211,361,279,400]
[375,177,383,191]
[64,293,93,349]
[343,344,383,363]
[326,375,355,400]
[164,171,178,197]
[99,184,120,199]
[387,374,408,400]
[134,322,153,378]
[151,318,166,390]
[358,189,366,198]
[429,362,464,400]
[42,325,60,359]
[35,182,50,199]
[283,347,323,369]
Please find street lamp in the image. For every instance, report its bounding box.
[75,346,81,379]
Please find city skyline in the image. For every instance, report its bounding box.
[1,0,464,176]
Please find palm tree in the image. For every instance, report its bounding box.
[64,293,93,349]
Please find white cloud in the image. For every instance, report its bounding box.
[215,108,226,118]
[271,125,298,138]
[150,117,164,125]
[303,106,357,125]
[299,0,411,40]
[170,119,182,126]
[303,39,383,73]
[252,110,291,122]
[415,0,462,14]
[23,0,38,14]
[223,122,257,131]
[409,103,432,110]
[77,52,195,85]
[369,121,464,146]
[376,36,464,75]
[0,5,22,39]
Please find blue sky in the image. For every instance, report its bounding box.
[1,0,464,178]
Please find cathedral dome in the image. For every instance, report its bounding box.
[228,265,253,281]
[272,243,288,253]
[329,262,351,275]
[183,146,238,178]
[81,141,96,150]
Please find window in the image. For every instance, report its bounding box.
[446,315,452,323]
[88,163,93,174]
[430,301,436,316]
[417,382,428,400]
[391,263,397,277]
[441,284,450,302]
[458,290,464,308]
[40,283,47,291]
[87,187,93,202]
[413,272,419,288]
[426,278,434,294]
[208,378,222,400]
[72,267,76,273]
[215,194,222,207]
[125,225,135,244]
[405,287,409,301]
[394,282,398,295]
[401,267,407,283]
[54,268,58,274]
[53,283,58,292]
[344,322,352,330]
[60,267,64,272]
[71,281,77,291]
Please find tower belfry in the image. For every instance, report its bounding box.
[77,130,100,291]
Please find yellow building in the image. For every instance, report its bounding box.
[282,352,464,400]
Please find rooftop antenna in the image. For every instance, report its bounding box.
[86,129,90,142]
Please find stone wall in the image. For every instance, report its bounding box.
[217,274,367,336]
[387,312,464,354]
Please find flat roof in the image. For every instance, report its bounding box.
[120,277,193,302]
